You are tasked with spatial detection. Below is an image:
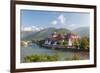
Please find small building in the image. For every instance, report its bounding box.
[65,32,80,46]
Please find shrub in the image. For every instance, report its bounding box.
[72,54,80,60]
[80,37,89,50]
[64,54,80,60]
[24,54,59,62]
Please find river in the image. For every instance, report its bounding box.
[21,43,89,62]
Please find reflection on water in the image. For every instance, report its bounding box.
[21,43,89,62]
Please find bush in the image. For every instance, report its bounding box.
[64,54,80,60]
[24,54,59,62]
[80,37,89,50]
[57,40,68,46]
[73,40,80,48]
[64,57,72,60]
[72,54,80,60]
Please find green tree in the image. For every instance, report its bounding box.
[58,40,64,46]
[73,40,80,49]
[80,37,89,50]
[63,40,68,46]
[58,40,68,46]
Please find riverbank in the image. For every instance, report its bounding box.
[41,44,89,52]
[21,43,89,63]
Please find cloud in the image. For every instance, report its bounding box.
[39,27,44,30]
[51,14,66,26]
[67,24,80,30]
[68,24,76,27]
[52,20,57,25]
[21,25,41,31]
[58,14,65,25]
[32,26,40,31]
[21,27,32,31]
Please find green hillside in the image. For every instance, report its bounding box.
[21,28,70,41]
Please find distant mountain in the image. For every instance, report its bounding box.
[21,27,89,41]
[72,27,89,37]
[56,28,70,35]
[31,28,57,40]
[21,27,70,41]
[21,31,36,40]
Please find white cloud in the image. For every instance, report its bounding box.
[21,27,32,31]
[68,24,76,27]
[21,25,41,31]
[67,24,81,30]
[32,26,40,31]
[51,14,66,26]
[39,27,44,30]
[58,14,65,25]
[52,20,57,25]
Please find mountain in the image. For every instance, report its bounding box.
[72,27,89,37]
[56,28,70,35]
[21,31,36,40]
[31,28,57,40]
[21,27,89,41]
[21,27,70,41]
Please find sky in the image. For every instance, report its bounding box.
[21,10,90,31]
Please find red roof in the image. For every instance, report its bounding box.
[65,32,80,40]
[48,32,80,41]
